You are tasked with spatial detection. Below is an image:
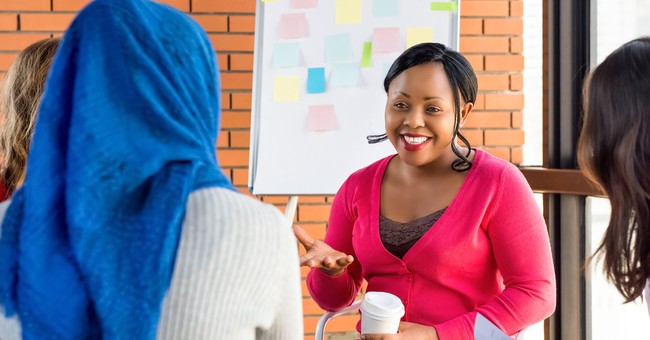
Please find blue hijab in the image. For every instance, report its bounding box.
[0,0,234,338]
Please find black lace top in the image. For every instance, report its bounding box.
[379,207,447,259]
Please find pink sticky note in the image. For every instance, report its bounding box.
[307,105,337,132]
[372,27,401,53]
[279,13,309,39]
[291,0,318,9]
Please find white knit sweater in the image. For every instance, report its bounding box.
[0,187,303,339]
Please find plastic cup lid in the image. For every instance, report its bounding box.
[360,291,405,318]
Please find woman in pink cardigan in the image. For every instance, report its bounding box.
[294,43,556,339]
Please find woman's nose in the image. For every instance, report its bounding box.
[403,110,425,128]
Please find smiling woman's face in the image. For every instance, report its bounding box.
[385,62,465,168]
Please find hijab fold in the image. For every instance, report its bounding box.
[0,0,234,338]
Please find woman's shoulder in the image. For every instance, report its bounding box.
[186,187,286,230]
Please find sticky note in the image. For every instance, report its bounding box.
[325,33,353,62]
[335,0,362,24]
[361,42,372,68]
[308,105,337,131]
[291,0,318,8]
[262,0,277,2]
[307,67,326,93]
[273,42,301,68]
[373,0,399,17]
[383,63,392,77]
[406,28,433,48]
[430,1,458,12]
[330,63,359,87]
[273,76,300,102]
[372,27,401,53]
[279,13,309,39]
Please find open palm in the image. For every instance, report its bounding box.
[292,225,354,276]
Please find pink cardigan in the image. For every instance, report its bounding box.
[307,150,556,338]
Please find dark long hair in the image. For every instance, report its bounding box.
[578,37,650,302]
[367,42,478,172]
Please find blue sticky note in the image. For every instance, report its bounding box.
[373,0,399,17]
[307,67,326,93]
[325,33,353,63]
[330,63,359,87]
[273,42,301,68]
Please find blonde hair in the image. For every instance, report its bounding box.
[1,37,59,192]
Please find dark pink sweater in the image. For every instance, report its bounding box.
[307,150,556,338]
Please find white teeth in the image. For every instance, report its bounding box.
[403,136,428,145]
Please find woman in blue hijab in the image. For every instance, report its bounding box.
[0,0,303,339]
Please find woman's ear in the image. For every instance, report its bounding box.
[459,102,474,128]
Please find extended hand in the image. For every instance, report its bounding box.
[292,224,354,276]
[359,322,439,340]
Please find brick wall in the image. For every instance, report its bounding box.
[0,0,525,338]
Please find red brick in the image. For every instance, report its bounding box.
[210,33,255,52]
[510,74,523,91]
[53,0,91,11]
[232,168,249,186]
[461,1,510,17]
[298,205,331,222]
[474,93,486,110]
[230,53,254,71]
[216,149,249,167]
[460,37,509,53]
[0,0,50,11]
[460,18,482,35]
[464,111,511,129]
[484,129,524,146]
[20,14,76,32]
[465,54,484,71]
[0,14,17,31]
[511,146,523,164]
[0,53,17,72]
[220,72,253,90]
[221,111,251,129]
[485,55,524,71]
[485,93,524,110]
[192,0,256,13]
[221,93,231,110]
[510,37,523,53]
[460,129,484,146]
[230,130,250,148]
[191,14,228,33]
[477,74,509,90]
[483,18,523,35]
[510,1,524,16]
[483,147,510,161]
[156,0,190,11]
[216,132,229,148]
[511,110,523,128]
[0,33,52,52]
[231,92,252,109]
[229,15,256,33]
[303,297,325,315]
[217,53,228,70]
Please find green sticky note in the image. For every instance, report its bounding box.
[361,42,372,68]
[430,1,457,12]
[273,76,300,102]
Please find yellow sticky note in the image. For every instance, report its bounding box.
[406,28,434,48]
[262,0,277,2]
[273,76,300,102]
[336,0,362,24]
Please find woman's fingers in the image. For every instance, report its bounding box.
[292,225,314,250]
[336,255,354,267]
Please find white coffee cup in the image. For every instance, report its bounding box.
[360,291,405,334]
